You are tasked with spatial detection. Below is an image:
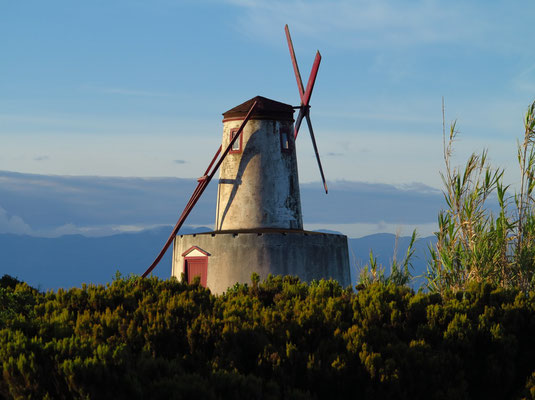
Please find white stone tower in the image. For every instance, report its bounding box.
[216,96,302,231]
[172,96,350,294]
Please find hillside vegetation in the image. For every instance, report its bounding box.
[2,274,535,399]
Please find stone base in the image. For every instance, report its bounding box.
[171,229,351,294]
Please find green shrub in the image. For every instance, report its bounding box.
[2,275,535,399]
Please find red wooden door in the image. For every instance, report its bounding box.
[185,257,208,287]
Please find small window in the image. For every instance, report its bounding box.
[229,128,242,154]
[280,127,291,153]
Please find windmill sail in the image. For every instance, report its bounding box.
[284,25,327,194]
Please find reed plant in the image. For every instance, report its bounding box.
[358,229,417,287]
[427,100,535,293]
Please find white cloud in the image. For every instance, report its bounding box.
[32,223,170,238]
[305,221,437,238]
[0,175,83,192]
[0,205,32,235]
[1,170,446,237]
[226,0,491,49]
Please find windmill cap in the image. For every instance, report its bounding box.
[222,96,295,122]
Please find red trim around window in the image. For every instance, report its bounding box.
[229,127,242,154]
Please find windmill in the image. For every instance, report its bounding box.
[140,26,350,292]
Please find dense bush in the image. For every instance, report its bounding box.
[2,274,535,399]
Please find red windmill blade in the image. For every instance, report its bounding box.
[140,101,258,279]
[285,24,328,194]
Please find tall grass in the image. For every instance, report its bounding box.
[357,230,417,287]
[427,100,535,293]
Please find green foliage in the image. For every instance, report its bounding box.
[0,277,37,330]
[2,275,535,398]
[428,100,535,293]
[358,230,417,288]
[0,275,23,290]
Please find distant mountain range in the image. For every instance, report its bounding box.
[0,227,436,290]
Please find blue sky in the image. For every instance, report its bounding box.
[1,0,534,238]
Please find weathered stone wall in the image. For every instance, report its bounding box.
[172,230,351,294]
[215,119,303,230]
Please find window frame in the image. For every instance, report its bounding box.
[280,126,292,153]
[229,127,242,154]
